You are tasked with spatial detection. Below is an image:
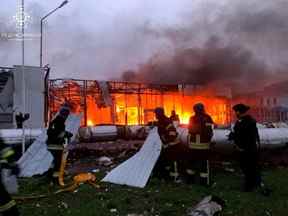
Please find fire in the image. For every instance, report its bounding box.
[87,120,94,126]
[49,80,231,126]
[180,112,191,124]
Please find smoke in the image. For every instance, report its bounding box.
[120,0,288,93]
[123,36,267,84]
[0,0,287,91]
[0,1,170,79]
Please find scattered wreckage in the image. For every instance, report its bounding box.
[1,119,288,188]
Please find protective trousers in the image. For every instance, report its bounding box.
[239,151,262,191]
[0,180,19,216]
[186,159,210,186]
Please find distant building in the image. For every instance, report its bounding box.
[233,81,288,123]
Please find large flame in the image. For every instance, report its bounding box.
[49,81,230,126]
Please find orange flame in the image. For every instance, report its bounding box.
[50,81,230,126]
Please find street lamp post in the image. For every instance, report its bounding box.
[40,0,68,67]
[21,0,26,155]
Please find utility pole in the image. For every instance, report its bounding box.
[21,0,26,155]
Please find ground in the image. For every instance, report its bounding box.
[16,166,288,216]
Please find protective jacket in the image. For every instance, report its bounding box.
[156,115,179,147]
[229,115,260,152]
[188,113,214,150]
[47,115,72,145]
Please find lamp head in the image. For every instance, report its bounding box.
[59,0,68,8]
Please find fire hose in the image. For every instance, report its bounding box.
[13,172,100,201]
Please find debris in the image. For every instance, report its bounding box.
[92,169,100,173]
[1,169,18,194]
[265,210,272,216]
[224,168,235,173]
[58,201,68,209]
[110,208,118,213]
[187,195,225,216]
[98,156,113,166]
[102,128,162,188]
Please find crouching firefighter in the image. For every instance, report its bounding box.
[153,107,181,181]
[0,146,20,216]
[187,103,214,186]
[47,105,73,182]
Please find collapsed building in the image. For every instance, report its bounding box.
[48,79,231,126]
[1,66,288,179]
[1,65,288,129]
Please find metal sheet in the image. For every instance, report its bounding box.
[17,114,82,177]
[102,127,162,188]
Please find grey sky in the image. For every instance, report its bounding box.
[0,0,287,81]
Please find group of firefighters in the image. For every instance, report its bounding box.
[0,102,270,215]
[153,103,269,194]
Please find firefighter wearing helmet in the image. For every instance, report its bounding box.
[187,103,214,186]
[47,104,73,180]
[153,107,181,180]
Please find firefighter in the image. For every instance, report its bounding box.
[0,146,20,216]
[47,105,72,179]
[187,103,214,186]
[153,107,180,180]
[229,103,270,195]
[170,110,180,122]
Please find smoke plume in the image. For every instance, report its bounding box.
[120,0,288,93]
[0,0,287,93]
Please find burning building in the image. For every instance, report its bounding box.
[1,66,287,129]
[48,79,232,126]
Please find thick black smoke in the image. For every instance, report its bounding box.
[123,37,267,84]
[121,0,288,93]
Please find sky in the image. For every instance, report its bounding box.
[0,0,287,81]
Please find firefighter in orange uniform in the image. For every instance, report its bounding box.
[153,107,180,180]
[187,103,214,186]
